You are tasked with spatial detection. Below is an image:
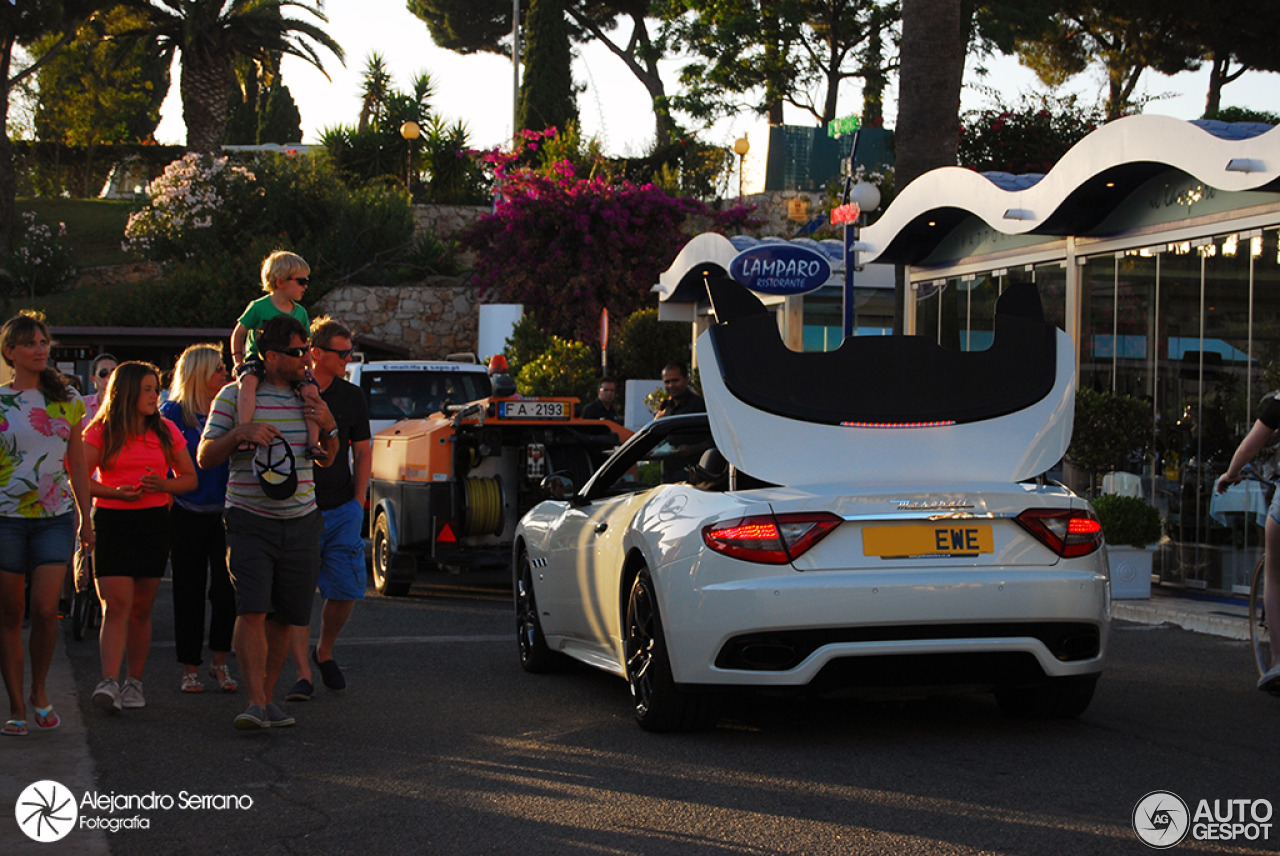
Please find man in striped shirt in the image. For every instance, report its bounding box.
[199,315,338,731]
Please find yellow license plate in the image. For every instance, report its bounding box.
[863,524,994,557]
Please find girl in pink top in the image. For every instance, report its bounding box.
[83,362,196,713]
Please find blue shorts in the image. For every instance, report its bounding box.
[1269,489,1280,527]
[317,499,367,601]
[0,513,76,575]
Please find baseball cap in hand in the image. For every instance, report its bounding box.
[254,435,298,500]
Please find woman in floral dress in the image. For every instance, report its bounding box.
[0,313,93,736]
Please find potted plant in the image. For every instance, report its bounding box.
[1092,494,1163,599]
[1065,388,1151,495]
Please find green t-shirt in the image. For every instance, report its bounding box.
[238,294,310,359]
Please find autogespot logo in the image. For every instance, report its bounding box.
[1133,790,1191,849]
[16,780,78,843]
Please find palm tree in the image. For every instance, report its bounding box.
[894,0,964,191]
[357,51,392,132]
[128,1,344,153]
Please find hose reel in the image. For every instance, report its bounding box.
[461,476,504,536]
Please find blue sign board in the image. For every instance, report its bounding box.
[729,245,831,296]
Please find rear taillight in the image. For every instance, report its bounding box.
[702,512,842,564]
[1015,508,1103,558]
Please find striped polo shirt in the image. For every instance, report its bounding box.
[203,382,316,519]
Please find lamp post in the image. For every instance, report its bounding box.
[400,120,421,196]
[732,135,750,200]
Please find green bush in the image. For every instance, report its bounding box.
[959,91,1101,175]
[1066,388,1151,493]
[502,314,553,378]
[516,336,598,402]
[1092,494,1162,548]
[611,308,691,383]
[3,211,77,300]
[23,234,282,328]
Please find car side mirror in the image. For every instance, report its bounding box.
[541,473,576,502]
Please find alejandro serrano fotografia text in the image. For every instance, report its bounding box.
[80,791,254,812]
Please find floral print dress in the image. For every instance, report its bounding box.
[0,386,85,519]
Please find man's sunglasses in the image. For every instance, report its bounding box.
[269,347,308,358]
[317,346,353,359]
[96,368,114,378]
[292,276,310,286]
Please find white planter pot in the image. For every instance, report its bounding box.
[1106,544,1155,600]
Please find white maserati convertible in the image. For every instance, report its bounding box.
[513,280,1110,731]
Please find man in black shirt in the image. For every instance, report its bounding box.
[581,378,620,421]
[286,317,372,700]
[656,363,705,419]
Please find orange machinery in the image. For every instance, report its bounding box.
[368,394,630,595]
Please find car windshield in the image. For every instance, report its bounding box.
[593,421,716,495]
[359,370,491,420]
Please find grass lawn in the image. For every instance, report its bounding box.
[17,197,137,269]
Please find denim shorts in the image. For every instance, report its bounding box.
[1269,488,1280,527]
[0,513,76,575]
[318,499,367,601]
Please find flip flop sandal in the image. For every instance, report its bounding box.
[28,697,59,730]
[2,719,28,736]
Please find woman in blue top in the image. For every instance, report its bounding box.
[161,344,238,694]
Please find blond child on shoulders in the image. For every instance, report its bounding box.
[230,251,324,458]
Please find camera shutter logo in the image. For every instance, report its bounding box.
[1133,790,1190,848]
[16,780,78,843]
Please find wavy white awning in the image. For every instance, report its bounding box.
[858,116,1280,265]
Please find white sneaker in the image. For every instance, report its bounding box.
[121,678,145,709]
[93,678,122,712]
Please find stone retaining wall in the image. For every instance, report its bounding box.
[316,277,481,358]
[740,189,829,238]
[74,262,165,290]
[411,204,488,240]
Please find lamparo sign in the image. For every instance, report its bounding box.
[729,245,831,296]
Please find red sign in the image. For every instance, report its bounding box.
[600,308,609,350]
[831,202,862,226]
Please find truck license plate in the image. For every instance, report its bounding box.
[862,524,994,557]
[498,401,568,420]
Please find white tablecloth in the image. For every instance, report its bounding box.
[1209,480,1269,527]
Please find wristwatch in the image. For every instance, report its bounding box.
[326,426,339,439]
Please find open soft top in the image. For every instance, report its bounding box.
[698,281,1075,486]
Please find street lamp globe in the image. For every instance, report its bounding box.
[400,121,421,194]
[850,180,881,213]
[732,135,750,199]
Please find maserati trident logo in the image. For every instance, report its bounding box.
[892,499,974,511]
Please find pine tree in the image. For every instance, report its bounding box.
[516,0,577,134]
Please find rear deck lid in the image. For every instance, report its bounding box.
[699,281,1074,486]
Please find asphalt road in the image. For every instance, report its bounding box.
[52,572,1280,855]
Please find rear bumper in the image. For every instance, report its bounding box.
[658,565,1110,687]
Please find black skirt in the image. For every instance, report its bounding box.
[92,505,172,579]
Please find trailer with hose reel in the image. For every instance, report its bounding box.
[368,392,630,596]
